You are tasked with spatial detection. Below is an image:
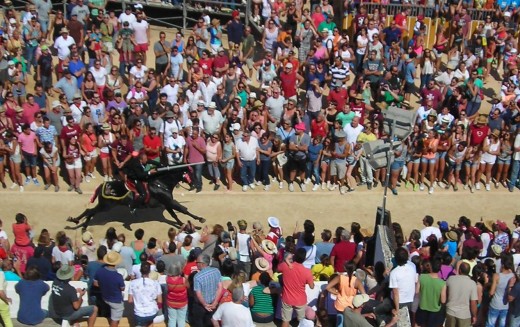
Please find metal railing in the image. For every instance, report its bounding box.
[360,3,494,21]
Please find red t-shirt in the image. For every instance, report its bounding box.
[13,223,31,246]
[198,58,214,76]
[22,103,40,124]
[311,120,327,139]
[183,261,198,277]
[278,262,313,306]
[280,71,298,98]
[212,55,229,73]
[349,102,366,124]
[330,241,356,272]
[327,88,348,110]
[469,124,490,146]
[60,124,82,142]
[143,135,162,160]
[394,13,407,29]
[420,88,443,109]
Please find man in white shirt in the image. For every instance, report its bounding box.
[118,7,136,27]
[200,102,224,136]
[389,247,418,324]
[265,88,285,132]
[166,126,185,165]
[211,287,254,327]
[235,130,259,192]
[160,111,182,145]
[198,74,218,107]
[69,93,88,123]
[160,78,180,105]
[53,28,76,61]
[132,13,150,63]
[416,99,434,125]
[343,117,364,147]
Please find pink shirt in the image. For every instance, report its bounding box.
[17,131,37,154]
[22,103,40,124]
[278,262,313,306]
[186,136,206,164]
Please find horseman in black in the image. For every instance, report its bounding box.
[123,150,159,212]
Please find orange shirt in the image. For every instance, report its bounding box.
[12,223,31,247]
[81,132,96,153]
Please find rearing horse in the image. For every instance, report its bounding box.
[66,164,206,231]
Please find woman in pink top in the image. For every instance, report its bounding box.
[206,133,222,191]
[63,136,84,194]
[17,124,39,185]
[11,213,33,273]
[420,130,439,194]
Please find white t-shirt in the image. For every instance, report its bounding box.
[89,67,108,86]
[416,106,433,125]
[420,226,442,244]
[70,101,88,124]
[129,65,148,83]
[166,135,186,163]
[176,232,202,248]
[160,84,179,105]
[53,36,76,60]
[514,133,520,161]
[131,264,157,280]
[236,137,259,161]
[389,261,418,304]
[160,120,182,143]
[52,247,74,264]
[211,302,255,327]
[118,12,137,26]
[356,35,368,55]
[132,20,149,45]
[128,278,162,316]
[343,124,364,147]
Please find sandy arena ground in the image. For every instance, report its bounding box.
[1,25,519,244]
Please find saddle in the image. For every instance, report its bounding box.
[124,180,151,204]
[101,182,130,201]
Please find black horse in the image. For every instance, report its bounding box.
[66,165,206,231]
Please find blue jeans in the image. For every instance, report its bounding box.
[306,161,320,184]
[25,45,37,71]
[420,74,432,90]
[466,101,481,117]
[192,163,203,190]
[509,159,520,190]
[509,313,520,327]
[167,305,187,327]
[487,307,508,327]
[258,160,271,185]
[240,159,256,186]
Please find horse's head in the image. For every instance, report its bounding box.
[150,165,193,191]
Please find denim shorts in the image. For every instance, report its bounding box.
[421,157,436,165]
[497,157,511,165]
[134,313,156,327]
[448,159,462,171]
[22,151,37,167]
[464,160,479,168]
[391,160,405,171]
[437,151,447,160]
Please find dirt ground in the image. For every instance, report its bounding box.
[1,25,519,244]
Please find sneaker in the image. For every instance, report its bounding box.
[367,183,372,190]
[405,181,411,189]
[454,185,458,192]
[24,177,31,185]
[312,184,319,192]
[340,186,347,194]
[76,188,83,194]
[305,178,311,185]
[255,180,262,186]
[249,183,256,190]
[33,178,40,186]
[321,182,326,190]
[326,181,331,189]
[279,181,283,189]
[242,185,248,192]
[214,184,220,191]
[485,183,491,191]
[373,181,379,188]
[432,181,437,188]
[391,188,398,195]
[44,184,51,190]
[413,183,419,192]
[300,183,306,192]
[10,183,17,190]
[264,185,270,191]
[104,175,109,182]
[328,184,337,191]
[475,182,481,190]
[89,173,96,179]
[438,181,446,188]
[509,186,514,192]
[68,185,74,192]
[19,186,24,192]
[419,183,425,191]
[428,187,434,194]
[463,184,468,190]
[288,183,295,192]
[196,188,202,193]
[55,185,60,192]
[85,175,91,183]
[108,176,113,182]
[470,185,474,193]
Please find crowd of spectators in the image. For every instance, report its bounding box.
[0,213,519,327]
[0,1,519,196]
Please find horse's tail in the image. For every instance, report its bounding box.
[90,184,102,203]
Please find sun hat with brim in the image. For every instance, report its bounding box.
[232,123,241,131]
[41,45,49,51]
[267,216,280,228]
[428,111,437,117]
[353,294,370,308]
[103,251,122,266]
[484,220,494,232]
[295,122,306,131]
[165,111,175,118]
[63,108,72,114]
[208,102,217,109]
[491,244,503,256]
[253,100,264,109]
[60,27,69,34]
[82,231,93,243]
[491,129,500,138]
[255,257,269,271]
[476,115,488,124]
[56,264,75,280]
[149,271,159,280]
[354,94,363,100]
[447,63,457,70]
[261,239,277,254]
[250,92,257,99]
[496,220,508,231]
[15,106,23,113]
[102,123,110,130]
[359,228,373,238]
[446,230,458,242]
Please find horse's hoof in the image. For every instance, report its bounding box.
[123,224,133,231]
[198,217,206,223]
[64,226,73,230]
[66,217,79,224]
[194,225,202,230]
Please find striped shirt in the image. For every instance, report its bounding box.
[329,63,350,84]
[250,285,274,314]
[194,266,221,304]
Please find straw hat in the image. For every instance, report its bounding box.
[103,251,122,266]
[56,265,75,280]
[484,220,495,232]
[491,129,500,138]
[359,228,373,238]
[60,27,69,34]
[101,123,111,130]
[446,230,458,242]
[354,94,363,100]
[15,106,23,113]
[82,231,93,243]
[353,294,370,308]
[491,244,502,256]
[255,257,269,271]
[261,239,277,254]
[211,18,220,26]
[476,115,488,125]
